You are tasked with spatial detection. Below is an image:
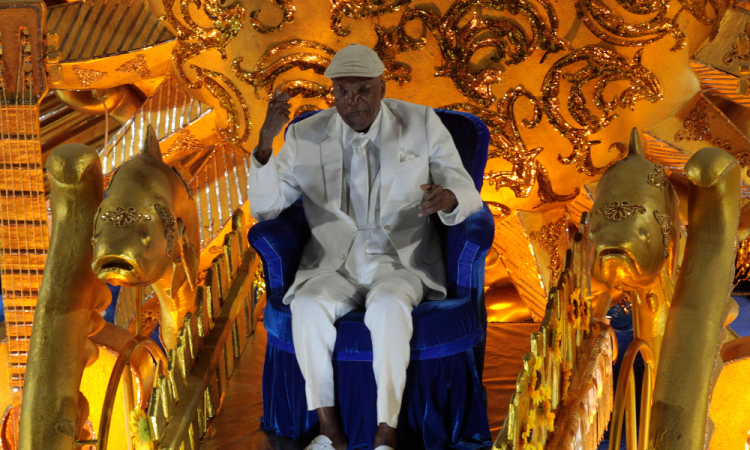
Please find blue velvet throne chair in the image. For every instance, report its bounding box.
[247,109,495,450]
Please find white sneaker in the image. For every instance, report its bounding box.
[374,446,395,450]
[304,435,335,450]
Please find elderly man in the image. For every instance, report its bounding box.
[248,44,483,450]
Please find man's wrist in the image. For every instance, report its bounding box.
[442,190,458,213]
[254,146,273,165]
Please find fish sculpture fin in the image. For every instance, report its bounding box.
[141,124,164,162]
[171,260,188,299]
[179,231,200,290]
[628,127,645,157]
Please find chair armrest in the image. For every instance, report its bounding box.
[443,203,494,300]
[247,198,310,297]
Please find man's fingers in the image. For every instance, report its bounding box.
[422,185,443,201]
[420,184,433,191]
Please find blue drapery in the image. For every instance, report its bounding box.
[249,109,495,449]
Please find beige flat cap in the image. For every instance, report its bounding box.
[324,43,385,79]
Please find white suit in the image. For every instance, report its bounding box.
[248,99,483,427]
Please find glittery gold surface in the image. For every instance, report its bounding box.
[331,0,413,36]
[249,0,295,33]
[155,204,177,256]
[72,65,107,87]
[647,164,670,191]
[192,65,251,144]
[116,54,151,79]
[541,47,662,176]
[724,22,750,65]
[529,218,567,285]
[573,0,718,51]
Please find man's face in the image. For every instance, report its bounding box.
[332,76,386,132]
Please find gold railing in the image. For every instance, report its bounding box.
[609,339,655,450]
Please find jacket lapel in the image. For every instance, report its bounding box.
[321,114,343,211]
[379,103,402,214]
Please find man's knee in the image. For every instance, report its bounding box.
[365,290,414,321]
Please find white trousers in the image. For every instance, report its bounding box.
[290,269,423,428]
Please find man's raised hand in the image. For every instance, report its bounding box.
[418,184,458,217]
[255,89,292,165]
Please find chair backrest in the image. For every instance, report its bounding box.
[286,107,490,192]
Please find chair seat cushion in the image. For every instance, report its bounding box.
[264,295,482,361]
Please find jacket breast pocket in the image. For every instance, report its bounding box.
[396,156,422,172]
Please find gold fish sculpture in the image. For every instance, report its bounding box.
[91,126,200,350]
[588,128,681,366]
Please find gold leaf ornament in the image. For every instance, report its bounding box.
[675,99,711,142]
[101,207,152,227]
[72,66,107,87]
[116,54,151,78]
[653,210,673,260]
[595,201,647,221]
[155,203,177,256]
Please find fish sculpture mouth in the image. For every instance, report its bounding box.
[92,255,143,285]
[592,248,643,290]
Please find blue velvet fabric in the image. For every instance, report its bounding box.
[249,109,494,449]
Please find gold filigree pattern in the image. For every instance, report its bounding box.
[232,40,336,99]
[541,47,662,175]
[647,164,670,191]
[486,201,511,218]
[331,0,413,36]
[167,129,206,155]
[249,0,295,33]
[72,66,107,87]
[378,0,568,106]
[162,0,245,88]
[155,203,176,256]
[736,236,750,282]
[595,200,646,221]
[529,218,567,285]
[101,207,152,227]
[192,65,251,144]
[115,54,151,78]
[445,87,579,204]
[735,152,750,176]
[724,23,750,64]
[574,0,690,51]
[653,210,672,259]
[675,99,711,142]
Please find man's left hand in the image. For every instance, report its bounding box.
[419,184,458,217]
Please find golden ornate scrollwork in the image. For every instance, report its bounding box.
[653,210,672,259]
[724,22,750,65]
[541,46,662,176]
[330,0,413,36]
[574,0,688,51]
[161,0,245,88]
[376,0,568,106]
[249,0,295,33]
[529,218,567,285]
[445,86,579,204]
[167,129,207,155]
[675,99,711,142]
[595,200,647,221]
[486,201,511,218]
[192,65,251,144]
[232,40,336,99]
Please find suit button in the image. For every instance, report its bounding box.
[383,224,390,231]
[340,254,346,260]
[351,227,357,234]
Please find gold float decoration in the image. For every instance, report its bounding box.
[380,0,568,106]
[723,22,750,65]
[166,129,207,155]
[675,99,711,142]
[155,204,177,256]
[529,218,567,285]
[331,0,412,36]
[192,65,251,144]
[647,164,670,191]
[573,0,718,51]
[101,207,152,228]
[116,54,152,79]
[72,65,107,87]
[541,47,662,176]
[594,200,647,221]
[653,210,672,260]
[444,87,579,204]
[249,0,295,33]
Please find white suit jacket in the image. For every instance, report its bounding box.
[248,99,484,303]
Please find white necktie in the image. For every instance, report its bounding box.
[350,136,370,226]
